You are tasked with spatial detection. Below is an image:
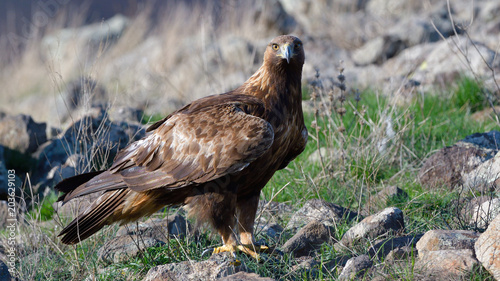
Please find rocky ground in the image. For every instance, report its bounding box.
[1,0,500,280]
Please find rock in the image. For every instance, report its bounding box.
[97,235,164,265]
[0,260,11,281]
[416,229,481,278]
[368,234,422,258]
[463,152,500,191]
[35,108,145,187]
[142,253,243,281]
[409,36,500,87]
[287,199,357,230]
[42,14,129,63]
[337,207,404,249]
[282,220,330,257]
[219,272,274,281]
[108,106,144,124]
[63,77,108,112]
[352,35,406,66]
[418,143,492,189]
[462,131,500,150]
[475,213,500,280]
[116,213,189,242]
[0,114,47,154]
[416,230,480,252]
[470,198,500,229]
[416,249,479,278]
[338,255,373,281]
[256,222,283,241]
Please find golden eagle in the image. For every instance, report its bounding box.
[55,35,307,258]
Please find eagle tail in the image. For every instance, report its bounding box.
[58,189,129,244]
[54,170,105,201]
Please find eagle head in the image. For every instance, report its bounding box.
[265,35,305,69]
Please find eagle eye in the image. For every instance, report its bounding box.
[272,44,279,50]
[294,42,302,49]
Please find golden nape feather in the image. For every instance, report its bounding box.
[55,35,307,258]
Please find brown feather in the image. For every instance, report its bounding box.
[56,35,308,247]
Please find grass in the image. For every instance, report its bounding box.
[3,74,497,280]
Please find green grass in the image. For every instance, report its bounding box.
[8,76,498,280]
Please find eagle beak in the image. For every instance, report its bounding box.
[280,43,292,64]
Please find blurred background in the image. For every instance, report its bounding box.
[1,0,498,128]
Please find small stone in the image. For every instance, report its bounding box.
[282,220,330,257]
[338,255,373,280]
[470,198,500,229]
[338,207,404,249]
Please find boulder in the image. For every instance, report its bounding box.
[35,108,145,187]
[475,213,500,280]
[0,114,47,154]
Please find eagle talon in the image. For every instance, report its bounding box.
[201,248,215,258]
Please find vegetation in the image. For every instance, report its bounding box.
[5,74,498,280]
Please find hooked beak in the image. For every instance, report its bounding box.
[280,43,293,64]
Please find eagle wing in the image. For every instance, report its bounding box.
[61,97,273,203]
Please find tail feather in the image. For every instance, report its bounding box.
[59,189,129,244]
[55,170,105,201]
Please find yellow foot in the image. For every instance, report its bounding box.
[205,244,279,261]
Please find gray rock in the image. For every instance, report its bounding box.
[42,14,129,63]
[142,253,243,281]
[256,222,283,241]
[97,235,164,265]
[36,108,145,187]
[219,272,274,281]
[282,220,330,257]
[287,199,357,230]
[352,35,406,66]
[416,230,480,252]
[0,114,47,154]
[338,207,404,249]
[0,260,12,281]
[462,131,500,150]
[475,213,500,280]
[338,255,373,281]
[108,106,144,124]
[116,213,189,242]
[368,234,422,258]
